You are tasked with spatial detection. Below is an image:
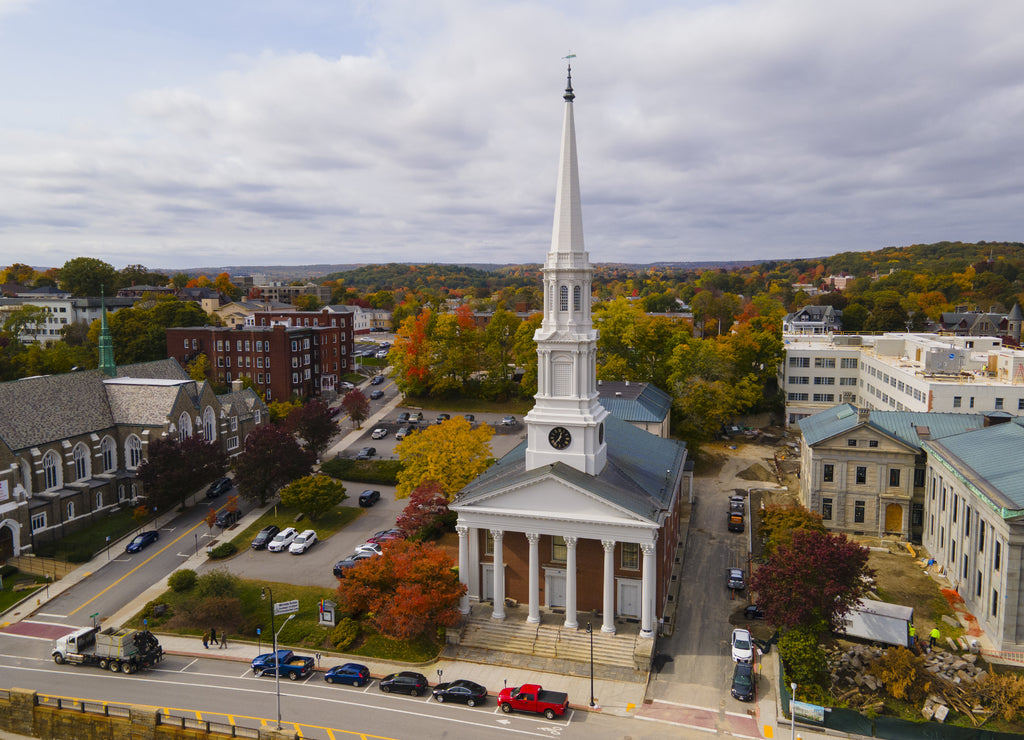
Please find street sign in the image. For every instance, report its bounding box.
[274,599,299,616]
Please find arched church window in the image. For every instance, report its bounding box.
[178,411,193,441]
[125,436,142,469]
[559,286,569,312]
[100,436,116,472]
[573,286,581,311]
[73,442,90,481]
[43,450,61,490]
[203,406,217,441]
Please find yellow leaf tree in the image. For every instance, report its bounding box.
[395,417,494,500]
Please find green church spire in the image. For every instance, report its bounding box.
[98,286,116,377]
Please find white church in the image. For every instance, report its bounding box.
[450,68,689,640]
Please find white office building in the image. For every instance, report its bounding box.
[782,333,1024,426]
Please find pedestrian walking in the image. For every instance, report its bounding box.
[202,631,209,649]
[209,627,217,647]
[219,630,228,649]
[930,626,939,648]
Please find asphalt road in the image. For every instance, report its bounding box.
[0,633,672,739]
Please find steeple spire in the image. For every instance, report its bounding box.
[524,60,608,476]
[97,286,116,377]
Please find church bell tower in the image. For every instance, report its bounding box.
[524,64,608,475]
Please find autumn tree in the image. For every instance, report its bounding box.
[279,474,346,521]
[136,435,227,512]
[213,272,240,300]
[340,389,369,429]
[395,416,494,500]
[90,296,213,364]
[390,309,434,396]
[58,257,119,297]
[1,262,40,285]
[286,399,338,459]
[759,505,826,557]
[186,353,211,382]
[335,539,466,640]
[511,312,542,395]
[293,294,322,311]
[396,480,451,538]
[232,424,314,506]
[750,528,874,633]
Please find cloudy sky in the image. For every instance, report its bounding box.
[2,0,1023,272]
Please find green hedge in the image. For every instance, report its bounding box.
[321,458,401,484]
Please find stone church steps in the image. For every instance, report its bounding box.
[459,618,638,671]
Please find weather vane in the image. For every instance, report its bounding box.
[563,52,576,61]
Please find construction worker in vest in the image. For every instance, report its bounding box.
[929,626,939,648]
[908,623,916,648]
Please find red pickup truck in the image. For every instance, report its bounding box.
[498,683,569,719]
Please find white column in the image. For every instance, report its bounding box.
[457,525,470,615]
[601,539,616,634]
[564,536,578,629]
[491,529,505,621]
[640,541,656,638]
[468,528,480,600]
[526,532,540,624]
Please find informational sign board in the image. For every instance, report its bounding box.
[792,700,825,724]
[274,599,299,616]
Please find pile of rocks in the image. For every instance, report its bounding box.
[923,650,988,686]
[826,642,991,723]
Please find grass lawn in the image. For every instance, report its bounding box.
[0,574,50,612]
[33,508,152,561]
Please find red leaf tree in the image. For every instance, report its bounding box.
[335,540,466,641]
[396,480,450,538]
[232,424,314,506]
[749,528,874,633]
[286,399,338,459]
[340,389,369,429]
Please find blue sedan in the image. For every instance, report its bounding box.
[325,663,370,686]
[125,531,159,553]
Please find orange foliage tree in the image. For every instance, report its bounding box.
[335,540,466,640]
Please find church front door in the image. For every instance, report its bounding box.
[545,569,566,608]
[617,579,641,619]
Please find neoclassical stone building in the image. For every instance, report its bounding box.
[450,69,689,640]
[0,357,266,557]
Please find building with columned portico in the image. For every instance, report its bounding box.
[449,68,689,641]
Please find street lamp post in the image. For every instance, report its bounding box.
[587,622,594,707]
[791,682,797,740]
[262,586,295,730]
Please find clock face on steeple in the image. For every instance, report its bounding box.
[548,426,572,450]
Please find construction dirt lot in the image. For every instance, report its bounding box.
[698,429,967,642]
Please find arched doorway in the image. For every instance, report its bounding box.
[0,524,14,560]
[885,504,903,533]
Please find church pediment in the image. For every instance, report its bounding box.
[452,470,655,527]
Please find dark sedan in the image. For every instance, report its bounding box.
[125,531,159,553]
[333,552,375,578]
[731,662,755,701]
[206,477,232,498]
[356,446,376,460]
[358,490,381,507]
[433,679,487,706]
[325,663,370,686]
[380,671,428,696]
[369,390,384,400]
[251,525,280,550]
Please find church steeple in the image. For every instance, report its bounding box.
[524,61,608,475]
[97,287,116,377]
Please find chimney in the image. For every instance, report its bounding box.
[857,407,870,424]
[232,379,243,392]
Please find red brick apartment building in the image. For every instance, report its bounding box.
[166,310,353,401]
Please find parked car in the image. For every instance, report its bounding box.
[727,568,746,591]
[325,662,370,686]
[370,390,384,400]
[731,628,754,663]
[501,415,517,426]
[731,662,755,701]
[463,414,475,422]
[744,604,765,620]
[395,426,411,440]
[215,509,242,528]
[328,406,342,417]
[288,529,318,554]
[251,525,281,550]
[375,349,389,359]
[433,679,488,706]
[251,649,314,680]
[396,412,410,423]
[333,552,375,578]
[367,528,406,544]
[267,527,299,552]
[409,411,423,422]
[340,381,355,391]
[729,494,745,513]
[728,511,744,532]
[206,477,232,498]
[354,542,383,556]
[370,427,388,440]
[435,413,451,425]
[359,490,381,507]
[125,531,159,553]
[370,375,385,385]
[380,671,428,696]
[356,446,376,460]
